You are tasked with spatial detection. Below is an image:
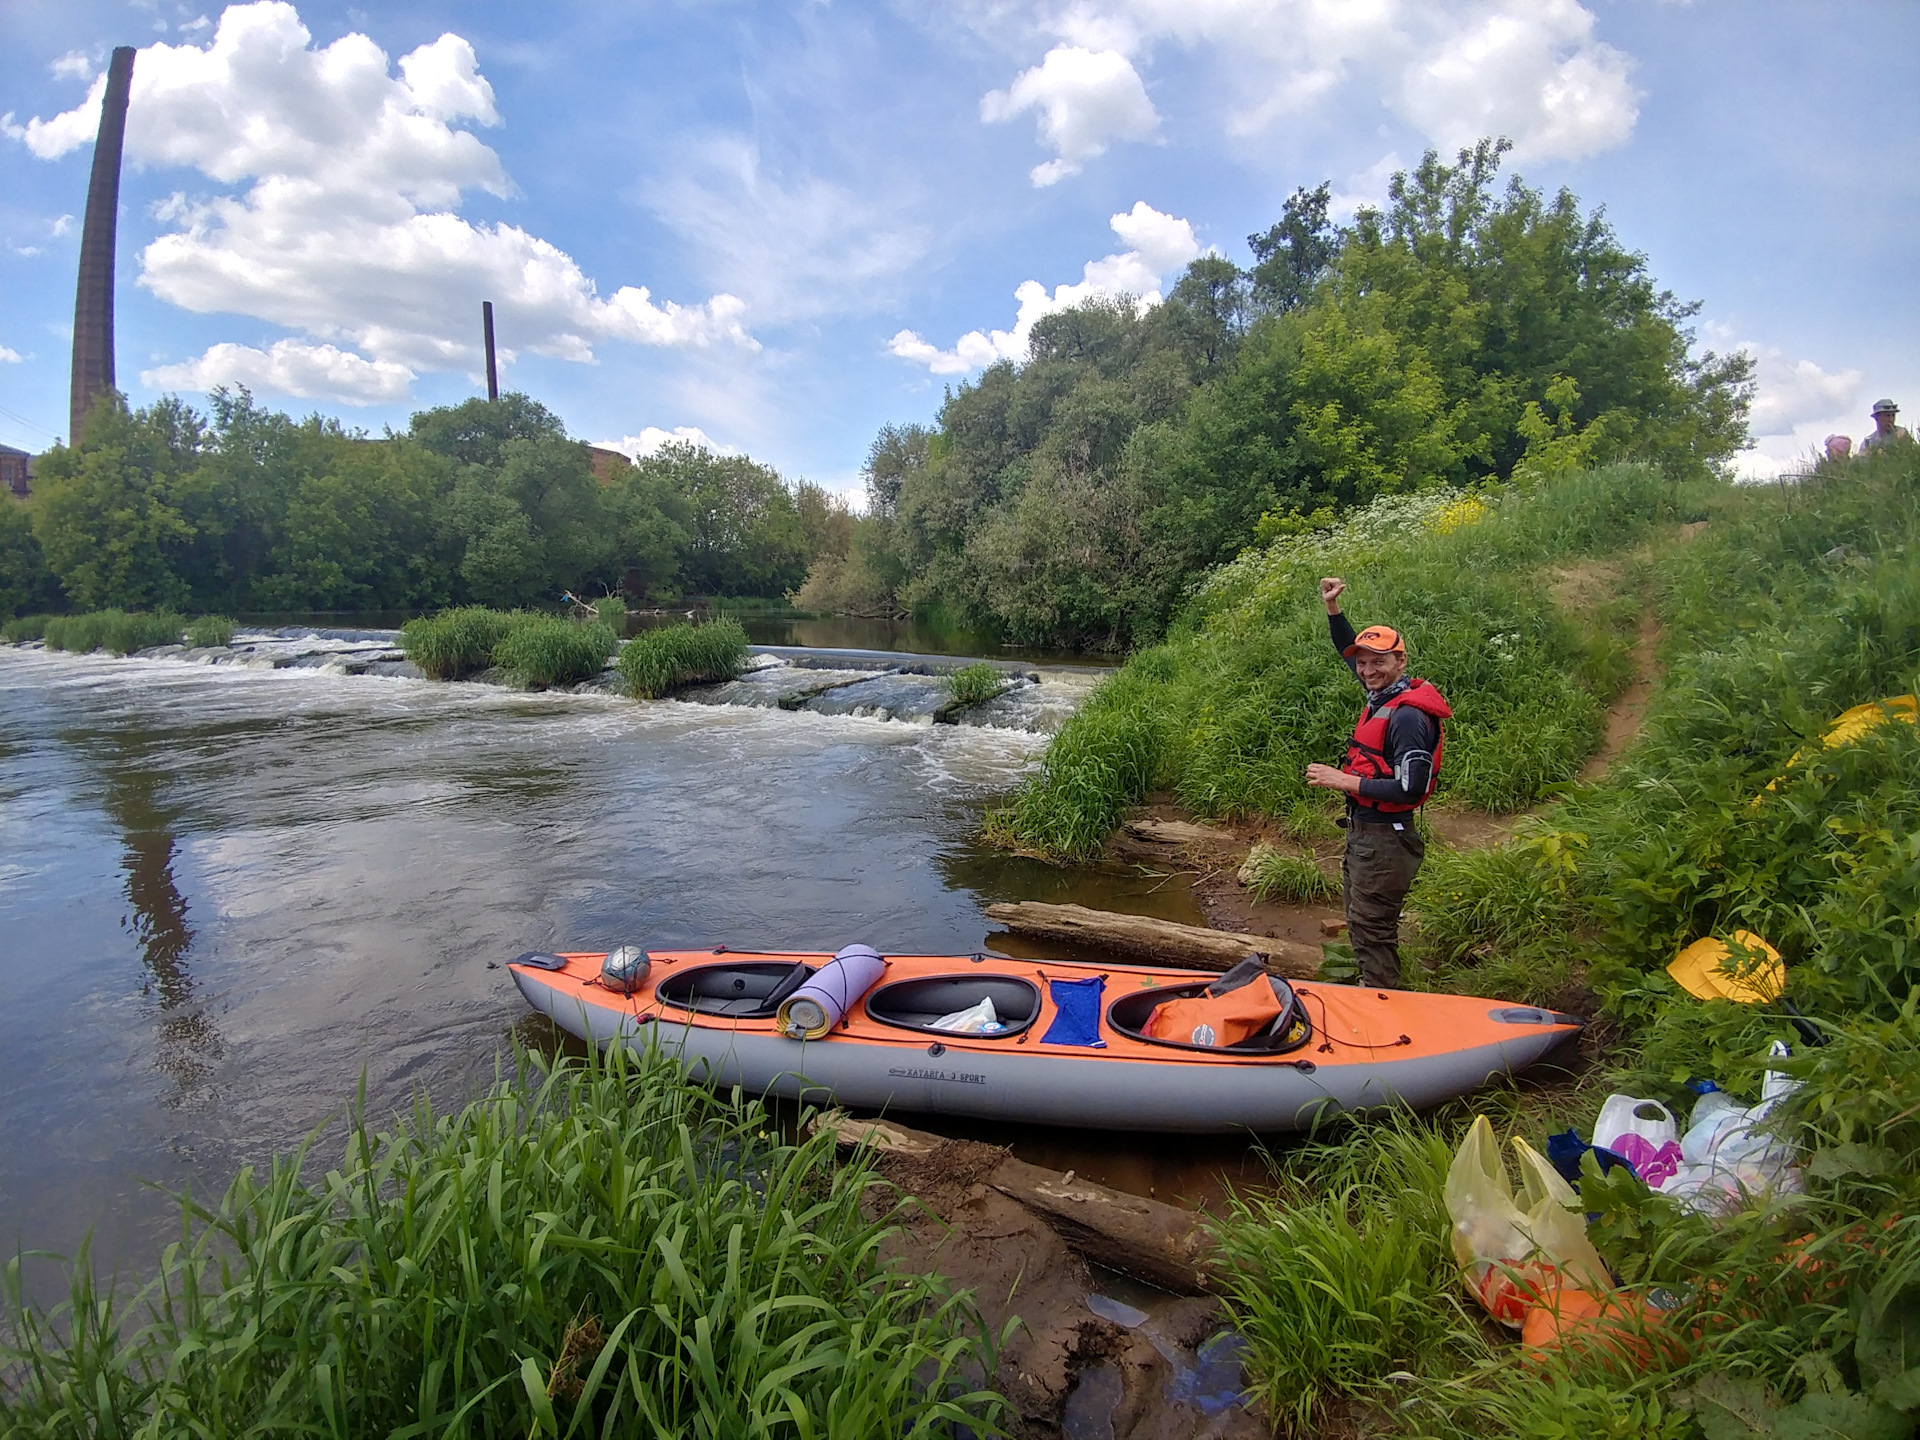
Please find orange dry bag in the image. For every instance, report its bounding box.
[1147,984,1283,1048]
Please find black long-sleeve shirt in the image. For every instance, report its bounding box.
[1329,611,1437,816]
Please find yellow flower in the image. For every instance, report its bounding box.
[1427,494,1491,534]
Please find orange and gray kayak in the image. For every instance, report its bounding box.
[508,946,1581,1133]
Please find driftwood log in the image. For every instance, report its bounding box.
[823,1116,1219,1295]
[984,900,1321,979]
[1121,818,1239,847]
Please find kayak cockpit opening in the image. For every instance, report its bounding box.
[656,961,815,1019]
[1106,976,1313,1055]
[864,975,1041,1039]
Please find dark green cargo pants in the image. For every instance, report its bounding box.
[1341,820,1426,989]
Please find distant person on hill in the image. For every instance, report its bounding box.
[1859,399,1912,454]
[1304,577,1452,989]
[1824,434,1853,461]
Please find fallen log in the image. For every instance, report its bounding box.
[1122,818,1239,848]
[986,1155,1219,1295]
[822,1115,1219,1295]
[985,900,1320,979]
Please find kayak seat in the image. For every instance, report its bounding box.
[656,961,816,1020]
[865,975,1041,1039]
[1107,980,1312,1055]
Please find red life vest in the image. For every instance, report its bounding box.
[1343,679,1452,813]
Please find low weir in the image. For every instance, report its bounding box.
[97,627,1108,734]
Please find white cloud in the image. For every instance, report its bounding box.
[1720,337,1864,478]
[0,346,23,364]
[1398,0,1637,162]
[50,213,76,237]
[973,1,1639,170]
[593,426,738,461]
[20,74,109,159]
[981,45,1159,185]
[14,2,753,407]
[142,339,415,403]
[890,200,1199,374]
[646,137,933,325]
[50,51,96,81]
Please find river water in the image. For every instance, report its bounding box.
[0,634,1250,1283]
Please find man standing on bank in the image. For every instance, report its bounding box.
[1303,577,1452,989]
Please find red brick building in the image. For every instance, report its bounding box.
[0,444,31,500]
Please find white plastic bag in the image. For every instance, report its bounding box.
[1593,1094,1684,1187]
[1664,1043,1803,1214]
[1593,1095,1678,1149]
[1446,1115,1611,1327]
[931,996,1004,1034]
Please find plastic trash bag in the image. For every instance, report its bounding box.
[931,996,1005,1035]
[1662,1042,1803,1214]
[1592,1095,1684,1187]
[1446,1115,1612,1327]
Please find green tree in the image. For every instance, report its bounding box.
[407,393,568,469]
[29,394,202,611]
[253,440,453,610]
[638,445,808,596]
[0,499,60,619]
[1248,182,1336,315]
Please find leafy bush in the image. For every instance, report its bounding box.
[2,614,51,643]
[493,616,618,688]
[41,609,185,654]
[998,467,1659,856]
[593,594,627,630]
[1240,842,1340,904]
[944,661,1005,708]
[400,605,519,679]
[616,619,749,699]
[185,614,235,648]
[0,1048,1003,1438]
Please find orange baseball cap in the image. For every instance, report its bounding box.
[1343,624,1404,657]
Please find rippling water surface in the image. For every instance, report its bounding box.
[0,643,1216,1275]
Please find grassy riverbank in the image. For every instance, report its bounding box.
[993,464,1665,857]
[0,1049,1003,1438]
[1210,446,1920,1435]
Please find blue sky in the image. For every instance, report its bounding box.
[1,0,1914,488]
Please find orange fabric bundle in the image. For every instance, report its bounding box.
[1520,1282,1671,1364]
[1147,984,1282,1047]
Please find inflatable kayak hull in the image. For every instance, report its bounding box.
[510,949,1580,1134]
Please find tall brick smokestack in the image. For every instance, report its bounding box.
[70,46,137,447]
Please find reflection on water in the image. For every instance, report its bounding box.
[92,733,223,1095]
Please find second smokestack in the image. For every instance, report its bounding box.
[482,300,499,401]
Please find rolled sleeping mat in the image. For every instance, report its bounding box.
[777,945,887,1039]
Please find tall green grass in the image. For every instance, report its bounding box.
[400,606,520,679]
[2,613,51,642]
[1213,1117,1470,1433]
[0,1047,1005,1438]
[944,661,1005,708]
[617,619,750,699]
[997,466,1663,857]
[184,614,236,648]
[494,616,618,687]
[41,609,186,655]
[1239,842,1340,904]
